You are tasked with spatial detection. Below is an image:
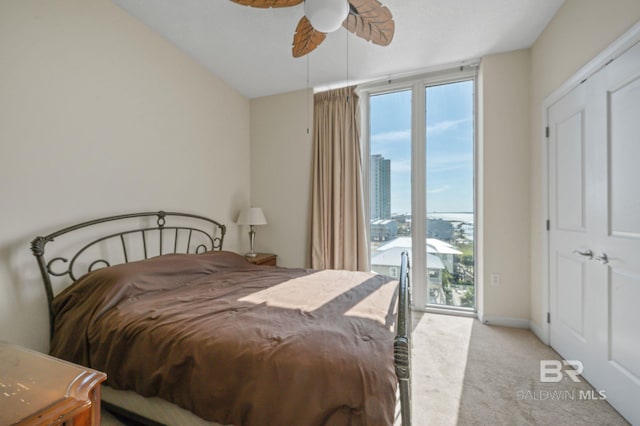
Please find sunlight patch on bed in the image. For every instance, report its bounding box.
[344,278,398,324]
[239,270,382,313]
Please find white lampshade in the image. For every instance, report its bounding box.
[237,207,267,226]
[304,0,350,33]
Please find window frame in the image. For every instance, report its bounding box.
[358,63,479,311]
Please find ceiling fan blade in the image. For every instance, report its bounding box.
[343,0,394,46]
[229,0,303,7]
[292,16,327,57]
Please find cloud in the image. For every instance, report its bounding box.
[371,118,470,144]
[427,153,473,173]
[428,185,450,194]
[371,129,411,143]
[427,118,470,136]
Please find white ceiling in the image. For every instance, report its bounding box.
[111,0,564,99]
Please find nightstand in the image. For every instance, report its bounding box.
[246,253,277,266]
[0,341,106,426]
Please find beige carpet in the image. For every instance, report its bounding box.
[412,312,629,426]
[102,312,630,425]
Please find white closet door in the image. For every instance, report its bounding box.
[549,40,640,425]
[548,82,596,371]
[588,40,640,425]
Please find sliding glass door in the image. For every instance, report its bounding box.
[365,69,476,311]
[369,90,412,279]
[425,81,475,309]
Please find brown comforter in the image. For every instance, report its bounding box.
[50,251,398,425]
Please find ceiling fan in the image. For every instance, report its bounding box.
[229,0,395,57]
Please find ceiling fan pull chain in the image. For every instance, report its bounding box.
[346,27,350,103]
[307,53,310,134]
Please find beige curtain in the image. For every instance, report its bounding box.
[310,86,369,271]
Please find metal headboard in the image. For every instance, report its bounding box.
[30,211,226,337]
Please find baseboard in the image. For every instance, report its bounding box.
[418,310,550,343]
[480,315,530,329]
[422,306,477,318]
[529,319,549,345]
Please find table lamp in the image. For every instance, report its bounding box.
[237,207,267,257]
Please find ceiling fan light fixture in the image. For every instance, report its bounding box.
[304,0,349,33]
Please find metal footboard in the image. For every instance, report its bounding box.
[394,251,412,425]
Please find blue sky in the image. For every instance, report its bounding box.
[369,80,474,214]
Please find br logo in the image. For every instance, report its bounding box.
[540,360,583,383]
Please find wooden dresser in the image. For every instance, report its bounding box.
[0,341,106,426]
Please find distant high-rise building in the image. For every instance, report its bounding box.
[370,154,391,219]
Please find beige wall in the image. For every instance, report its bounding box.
[0,0,250,352]
[478,50,531,324]
[529,0,640,331]
[249,90,313,268]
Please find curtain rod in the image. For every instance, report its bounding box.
[314,58,480,94]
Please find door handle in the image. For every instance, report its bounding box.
[595,253,609,264]
[572,249,593,260]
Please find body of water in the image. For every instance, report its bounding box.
[427,212,474,224]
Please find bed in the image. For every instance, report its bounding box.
[30,211,411,425]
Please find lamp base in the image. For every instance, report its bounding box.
[246,226,258,258]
